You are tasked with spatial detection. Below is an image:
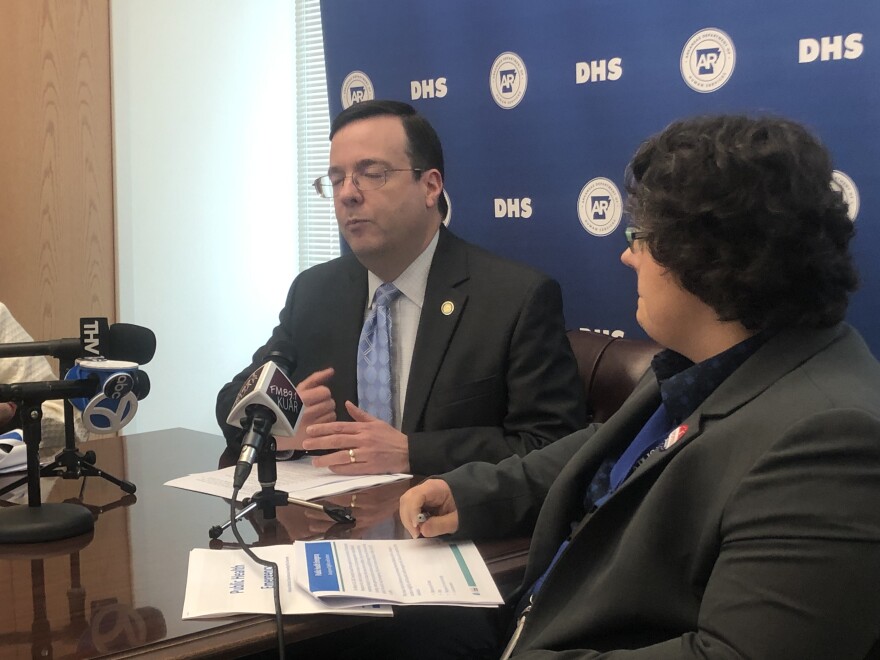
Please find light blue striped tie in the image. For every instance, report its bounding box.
[357,283,401,425]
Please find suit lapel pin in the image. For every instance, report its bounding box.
[441,301,455,316]
[662,424,688,450]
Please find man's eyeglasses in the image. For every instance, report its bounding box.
[624,227,651,252]
[313,167,422,198]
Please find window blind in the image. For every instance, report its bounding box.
[295,0,339,270]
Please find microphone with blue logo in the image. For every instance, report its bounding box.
[0,358,151,435]
[63,358,151,433]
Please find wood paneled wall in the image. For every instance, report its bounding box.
[0,5,131,646]
[0,0,116,344]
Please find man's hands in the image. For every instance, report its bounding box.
[272,367,411,474]
[303,401,410,474]
[399,478,459,538]
[275,368,336,452]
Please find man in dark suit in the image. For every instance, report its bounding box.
[216,100,585,476]
[400,115,880,659]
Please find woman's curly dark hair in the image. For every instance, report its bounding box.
[625,115,858,330]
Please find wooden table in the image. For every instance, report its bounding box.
[0,428,528,658]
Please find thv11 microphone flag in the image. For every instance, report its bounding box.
[226,362,304,437]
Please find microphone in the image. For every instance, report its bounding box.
[81,318,157,364]
[63,358,150,433]
[0,318,157,364]
[226,344,304,489]
[0,377,120,403]
[0,359,149,434]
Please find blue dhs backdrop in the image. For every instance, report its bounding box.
[320,0,879,354]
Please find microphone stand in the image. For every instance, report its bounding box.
[209,431,354,540]
[209,407,352,660]
[0,357,136,500]
[0,397,93,543]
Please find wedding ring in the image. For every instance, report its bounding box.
[349,448,356,463]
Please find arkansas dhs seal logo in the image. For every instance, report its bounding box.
[680,28,736,93]
[831,170,860,221]
[341,71,374,109]
[578,178,622,236]
[490,52,528,109]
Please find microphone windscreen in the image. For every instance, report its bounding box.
[134,371,151,400]
[108,324,157,364]
[264,340,295,373]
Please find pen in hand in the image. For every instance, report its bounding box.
[410,511,431,537]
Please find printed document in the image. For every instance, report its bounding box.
[165,456,410,501]
[295,538,504,607]
[183,539,503,619]
[182,546,392,619]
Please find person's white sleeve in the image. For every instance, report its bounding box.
[0,303,88,447]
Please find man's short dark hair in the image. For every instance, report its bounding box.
[625,114,858,330]
[330,100,447,218]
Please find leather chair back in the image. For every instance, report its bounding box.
[567,330,661,423]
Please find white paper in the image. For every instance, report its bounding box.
[294,539,504,607]
[0,435,54,475]
[0,436,27,473]
[165,456,410,501]
[182,546,392,619]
